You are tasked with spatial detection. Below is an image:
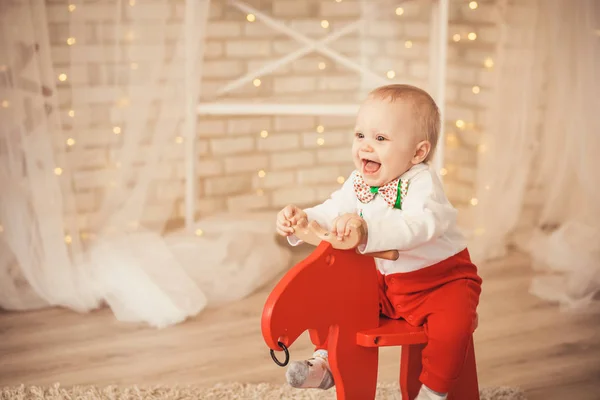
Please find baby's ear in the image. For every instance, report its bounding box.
[412,140,431,164]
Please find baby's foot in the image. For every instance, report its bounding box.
[285,349,334,390]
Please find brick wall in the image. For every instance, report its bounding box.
[45,0,498,230]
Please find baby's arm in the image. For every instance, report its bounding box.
[357,170,456,253]
[288,171,357,245]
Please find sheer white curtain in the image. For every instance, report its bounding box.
[0,0,291,327]
[471,0,600,312]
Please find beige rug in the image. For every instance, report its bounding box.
[1,383,527,399]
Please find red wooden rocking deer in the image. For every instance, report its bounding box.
[261,220,479,400]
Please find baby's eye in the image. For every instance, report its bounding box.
[355,132,364,139]
[376,135,386,141]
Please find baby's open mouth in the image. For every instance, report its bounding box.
[362,159,381,174]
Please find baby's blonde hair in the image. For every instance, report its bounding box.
[368,84,440,163]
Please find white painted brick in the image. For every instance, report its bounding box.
[302,132,350,148]
[320,1,361,17]
[460,4,497,24]
[257,134,300,152]
[67,149,107,169]
[210,137,254,155]
[155,180,184,202]
[316,116,356,129]
[445,105,476,126]
[366,21,403,38]
[77,129,121,147]
[47,5,69,23]
[317,75,360,91]
[291,57,327,73]
[197,118,226,137]
[445,146,477,165]
[73,169,116,191]
[447,65,479,85]
[404,22,430,39]
[204,175,251,196]
[207,21,243,38]
[408,61,430,80]
[271,187,318,208]
[271,150,316,169]
[197,159,224,177]
[329,38,377,56]
[274,116,316,131]
[244,21,278,37]
[224,155,269,173]
[273,40,301,55]
[288,20,328,37]
[371,59,407,75]
[225,40,271,58]
[204,41,224,58]
[456,165,476,184]
[192,198,227,216]
[202,60,245,79]
[126,4,171,20]
[227,193,270,211]
[384,40,428,60]
[297,166,340,185]
[444,180,474,204]
[75,192,97,213]
[197,140,210,155]
[227,117,272,135]
[273,76,317,94]
[459,86,491,109]
[316,148,351,164]
[315,183,344,200]
[254,171,296,189]
[273,1,311,17]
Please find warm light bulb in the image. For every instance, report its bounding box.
[58,73,67,81]
[246,14,255,22]
[316,125,325,133]
[113,126,121,134]
[318,62,326,70]
[195,228,204,236]
[54,167,63,176]
[469,1,478,9]
[405,41,413,48]
[336,0,342,2]
[453,34,461,42]
[258,170,266,178]
[395,7,404,15]
[485,185,491,190]
[130,62,138,70]
[129,0,136,5]
[455,120,465,129]
[440,168,448,176]
[321,20,329,29]
[66,138,75,146]
[317,138,325,146]
[468,32,477,40]
[1,100,8,108]
[67,37,76,45]
[387,70,396,79]
[472,86,480,94]
[175,136,183,144]
[68,4,76,12]
[68,109,75,117]
[470,198,479,206]
[64,235,72,244]
[478,144,487,153]
[337,176,345,184]
[253,78,261,87]
[260,130,268,138]
[484,57,494,68]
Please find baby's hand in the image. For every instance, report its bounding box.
[276,204,307,237]
[331,213,365,241]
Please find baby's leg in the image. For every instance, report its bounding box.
[286,347,334,389]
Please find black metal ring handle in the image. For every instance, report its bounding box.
[270,341,289,367]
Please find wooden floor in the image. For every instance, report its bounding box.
[0,248,599,400]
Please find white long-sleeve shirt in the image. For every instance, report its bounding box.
[288,163,468,274]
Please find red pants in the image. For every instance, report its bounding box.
[317,249,482,393]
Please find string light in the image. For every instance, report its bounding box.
[472,86,480,94]
[258,170,266,178]
[66,138,75,146]
[64,235,72,244]
[336,0,342,2]
[125,30,135,41]
[453,34,461,42]
[318,62,326,70]
[68,109,75,117]
[54,167,63,176]
[195,228,204,236]
[446,133,458,148]
[1,100,8,108]
[260,130,268,138]
[484,57,494,68]
[316,125,325,133]
[67,37,76,45]
[387,70,396,79]
[485,185,491,190]
[175,136,183,144]
[253,78,261,87]
[405,41,413,48]
[455,120,465,129]
[440,168,448,176]
[58,73,67,81]
[469,1,478,9]
[478,144,487,153]
[337,176,345,184]
[130,62,138,70]
[68,4,76,12]
[468,32,477,40]
[395,7,404,16]
[246,14,255,22]
[321,20,329,29]
[113,126,121,134]
[129,0,136,5]
[317,138,325,145]
[470,198,479,206]
[80,232,89,240]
